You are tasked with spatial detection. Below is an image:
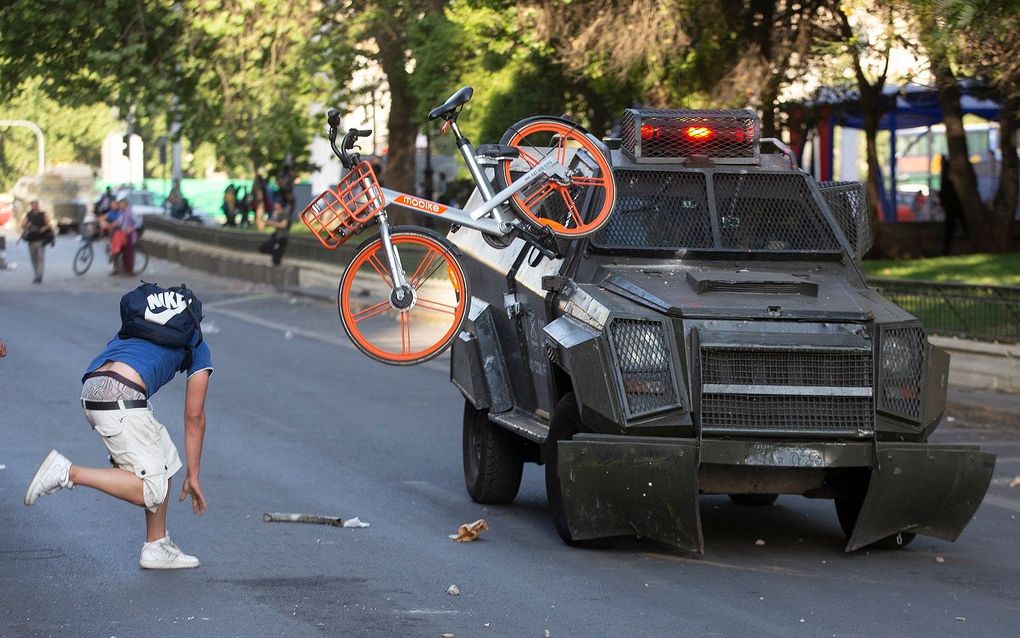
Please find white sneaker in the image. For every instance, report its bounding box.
[139,536,200,570]
[24,450,73,506]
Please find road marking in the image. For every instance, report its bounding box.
[208,305,349,348]
[399,609,459,616]
[203,294,274,309]
[983,494,1020,513]
[207,299,450,372]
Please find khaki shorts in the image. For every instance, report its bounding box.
[84,407,183,512]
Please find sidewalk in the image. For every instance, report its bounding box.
[141,227,1020,428]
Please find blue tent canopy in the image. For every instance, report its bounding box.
[787,81,1007,220]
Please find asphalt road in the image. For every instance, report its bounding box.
[2,233,1020,637]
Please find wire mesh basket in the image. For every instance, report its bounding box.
[301,161,386,249]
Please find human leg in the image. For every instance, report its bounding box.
[139,477,200,569]
[69,464,145,506]
[145,477,170,542]
[28,240,43,282]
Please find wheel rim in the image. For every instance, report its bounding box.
[502,121,615,237]
[339,234,468,364]
[74,244,93,275]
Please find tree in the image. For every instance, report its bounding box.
[917,0,1019,252]
[174,0,322,177]
[811,1,912,235]
[0,79,118,190]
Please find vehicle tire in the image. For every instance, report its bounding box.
[494,117,616,239]
[545,392,593,545]
[73,242,94,276]
[462,400,524,504]
[729,493,779,506]
[338,229,469,365]
[835,489,916,550]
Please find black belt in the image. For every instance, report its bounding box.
[81,399,149,411]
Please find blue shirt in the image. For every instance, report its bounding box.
[83,332,213,398]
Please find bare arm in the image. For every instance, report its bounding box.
[179,369,210,514]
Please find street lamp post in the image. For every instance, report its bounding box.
[0,119,45,175]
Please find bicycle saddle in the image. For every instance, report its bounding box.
[428,86,473,121]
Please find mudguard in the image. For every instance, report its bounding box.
[558,434,702,552]
[846,443,996,551]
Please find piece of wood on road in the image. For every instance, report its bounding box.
[263,512,344,526]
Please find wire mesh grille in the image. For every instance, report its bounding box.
[590,170,713,249]
[621,108,760,162]
[701,394,874,433]
[878,326,926,421]
[701,348,873,387]
[609,319,679,417]
[819,181,871,257]
[714,173,841,251]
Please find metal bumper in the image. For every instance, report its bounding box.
[557,435,995,552]
[845,444,995,551]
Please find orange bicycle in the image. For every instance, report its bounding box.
[302,86,616,365]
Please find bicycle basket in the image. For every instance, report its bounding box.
[301,161,386,249]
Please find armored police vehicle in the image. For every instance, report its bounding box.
[448,108,995,552]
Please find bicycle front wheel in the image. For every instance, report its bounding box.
[73,242,94,275]
[338,230,470,365]
[496,117,616,238]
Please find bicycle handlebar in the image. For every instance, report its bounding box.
[326,109,372,169]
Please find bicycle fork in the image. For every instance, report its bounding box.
[375,212,415,309]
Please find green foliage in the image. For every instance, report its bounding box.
[864,252,1020,286]
[0,79,117,191]
[175,0,323,175]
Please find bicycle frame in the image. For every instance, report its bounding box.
[370,121,567,290]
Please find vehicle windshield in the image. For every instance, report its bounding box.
[589,168,846,254]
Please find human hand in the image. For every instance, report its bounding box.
[179,475,207,515]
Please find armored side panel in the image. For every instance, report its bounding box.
[558,434,702,552]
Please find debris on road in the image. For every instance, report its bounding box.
[755,539,765,546]
[955,617,966,622]
[263,512,343,527]
[544,629,551,637]
[1009,476,1020,488]
[342,517,370,528]
[450,518,488,542]
[447,585,460,596]
[936,556,945,564]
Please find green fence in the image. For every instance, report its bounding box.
[871,278,1020,343]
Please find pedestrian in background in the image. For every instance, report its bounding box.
[261,199,292,266]
[109,197,138,275]
[939,154,967,255]
[20,199,55,284]
[221,185,240,227]
[25,283,213,570]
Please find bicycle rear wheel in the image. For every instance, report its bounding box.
[134,245,149,274]
[338,230,470,365]
[73,242,94,275]
[495,117,616,238]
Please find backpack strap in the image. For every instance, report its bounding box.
[179,283,204,349]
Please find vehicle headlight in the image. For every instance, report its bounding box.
[878,326,926,422]
[881,332,916,376]
[609,318,679,418]
[614,321,669,373]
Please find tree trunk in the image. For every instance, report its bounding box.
[992,96,1019,251]
[933,62,1000,251]
[859,84,885,249]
